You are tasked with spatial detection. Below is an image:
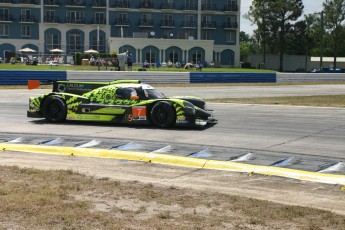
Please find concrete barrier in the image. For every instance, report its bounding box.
[0,70,66,85]
[277,73,345,83]
[66,71,190,84]
[2,70,345,85]
[190,72,276,83]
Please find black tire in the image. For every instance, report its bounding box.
[42,96,67,122]
[150,101,176,128]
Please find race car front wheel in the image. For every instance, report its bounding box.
[150,101,176,128]
[42,96,67,123]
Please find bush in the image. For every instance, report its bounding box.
[241,62,251,68]
[75,53,82,65]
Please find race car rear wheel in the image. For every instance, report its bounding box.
[42,96,67,123]
[150,101,176,128]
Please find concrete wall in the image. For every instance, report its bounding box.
[247,54,311,72]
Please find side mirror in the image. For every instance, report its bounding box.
[130,95,139,100]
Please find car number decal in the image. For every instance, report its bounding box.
[132,106,146,120]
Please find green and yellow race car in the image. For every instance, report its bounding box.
[27,80,217,128]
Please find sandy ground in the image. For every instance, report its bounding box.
[1,150,345,217]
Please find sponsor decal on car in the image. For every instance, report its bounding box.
[177,118,189,124]
[128,114,133,122]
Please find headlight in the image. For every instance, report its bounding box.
[204,102,208,110]
[183,101,195,115]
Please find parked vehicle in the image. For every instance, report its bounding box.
[310,67,343,73]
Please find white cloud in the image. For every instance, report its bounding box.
[241,0,325,34]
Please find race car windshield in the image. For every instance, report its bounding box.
[144,89,166,99]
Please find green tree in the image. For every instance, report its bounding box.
[269,0,304,71]
[240,31,256,62]
[247,0,304,71]
[323,0,345,70]
[245,0,270,64]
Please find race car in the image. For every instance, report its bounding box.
[27,79,217,128]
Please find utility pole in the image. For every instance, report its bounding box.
[320,11,324,71]
[97,26,100,71]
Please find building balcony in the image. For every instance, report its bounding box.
[65,0,85,7]
[139,1,153,9]
[18,0,36,4]
[44,16,59,23]
[90,18,105,24]
[44,0,59,6]
[20,15,35,23]
[0,15,13,22]
[114,18,129,26]
[138,19,153,27]
[223,22,238,29]
[92,0,105,8]
[160,20,174,28]
[224,4,239,12]
[201,21,217,29]
[202,4,217,11]
[65,17,85,24]
[161,3,175,10]
[0,0,13,4]
[182,4,197,11]
[113,0,129,8]
[181,21,196,29]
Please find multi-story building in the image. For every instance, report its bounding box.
[0,0,240,66]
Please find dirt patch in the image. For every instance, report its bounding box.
[0,150,345,229]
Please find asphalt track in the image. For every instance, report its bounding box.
[1,85,345,186]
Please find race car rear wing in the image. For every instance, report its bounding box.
[28,79,141,95]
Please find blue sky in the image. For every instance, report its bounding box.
[241,0,325,34]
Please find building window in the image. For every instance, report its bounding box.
[185,29,195,38]
[202,15,211,23]
[202,0,213,9]
[227,0,237,6]
[226,16,236,24]
[44,10,56,22]
[191,50,202,64]
[119,12,128,22]
[21,9,31,22]
[145,49,155,63]
[0,8,9,19]
[185,0,196,9]
[69,32,81,52]
[226,0,238,11]
[163,14,173,26]
[202,15,214,28]
[184,15,195,27]
[169,50,179,63]
[46,33,60,50]
[140,13,152,26]
[0,24,9,36]
[91,34,105,52]
[226,31,236,43]
[67,11,84,23]
[95,12,105,24]
[21,25,31,37]
[118,27,128,38]
[201,30,211,40]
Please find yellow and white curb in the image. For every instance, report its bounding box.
[1,143,345,188]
